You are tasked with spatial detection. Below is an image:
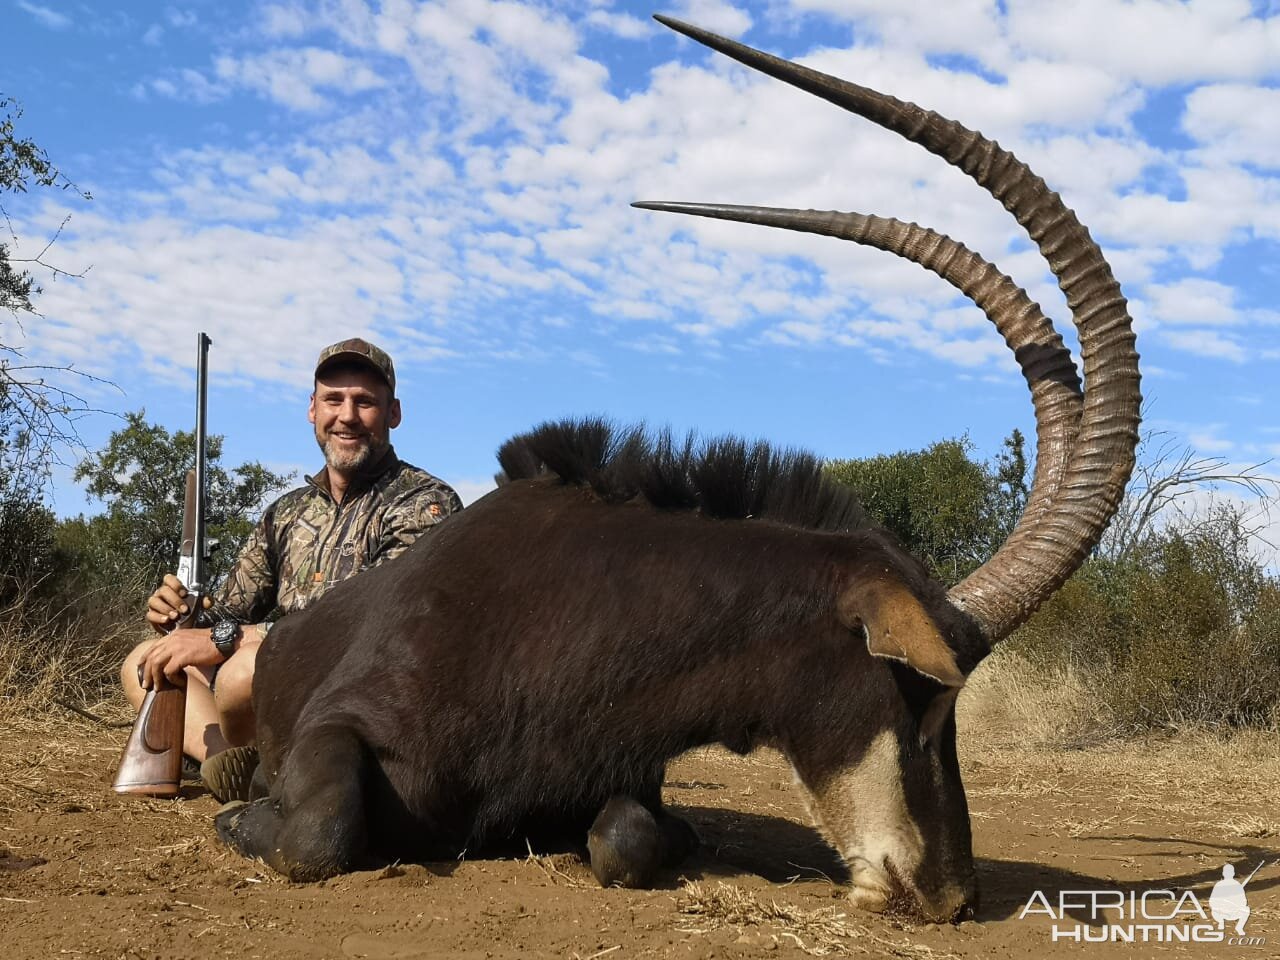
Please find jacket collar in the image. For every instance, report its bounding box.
[308,445,399,502]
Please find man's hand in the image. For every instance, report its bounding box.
[138,627,222,690]
[146,573,213,634]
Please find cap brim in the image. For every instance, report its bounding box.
[315,352,393,388]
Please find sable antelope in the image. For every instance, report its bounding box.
[215,16,1139,922]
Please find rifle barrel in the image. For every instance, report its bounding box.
[192,331,211,594]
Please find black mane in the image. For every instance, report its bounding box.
[496,418,869,533]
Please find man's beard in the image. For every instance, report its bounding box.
[318,430,388,472]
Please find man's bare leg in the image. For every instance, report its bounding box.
[198,638,263,803]
[211,637,262,747]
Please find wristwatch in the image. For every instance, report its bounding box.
[210,620,239,660]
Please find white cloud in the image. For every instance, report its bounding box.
[670,0,753,39]
[1018,134,1158,220]
[779,0,1280,90]
[165,7,196,29]
[195,71,234,105]
[1146,482,1280,571]
[1145,278,1242,327]
[1187,427,1235,453]
[789,0,1005,66]
[450,476,498,506]
[143,68,225,104]
[1184,84,1280,170]
[212,48,385,111]
[19,0,1279,411]
[17,207,413,391]
[261,2,311,38]
[16,0,71,30]
[584,10,649,41]
[1161,329,1247,362]
[1096,162,1278,256]
[1007,0,1280,86]
[142,23,163,45]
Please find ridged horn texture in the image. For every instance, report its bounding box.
[631,202,1084,570]
[644,16,1141,642]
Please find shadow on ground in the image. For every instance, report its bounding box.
[977,836,1280,924]
[666,804,1280,925]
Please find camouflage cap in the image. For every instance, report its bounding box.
[315,338,396,394]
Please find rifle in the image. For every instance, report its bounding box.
[112,331,212,796]
[1241,859,1267,887]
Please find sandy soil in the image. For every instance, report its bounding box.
[2,697,1278,960]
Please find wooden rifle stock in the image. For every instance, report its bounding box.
[113,331,211,797]
[112,472,199,796]
[111,676,186,796]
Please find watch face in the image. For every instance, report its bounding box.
[213,620,237,653]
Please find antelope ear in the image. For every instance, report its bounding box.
[919,687,961,749]
[839,577,967,688]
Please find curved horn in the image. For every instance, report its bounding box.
[631,202,1083,554]
[644,17,1141,641]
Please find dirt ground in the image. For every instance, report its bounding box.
[2,682,1278,960]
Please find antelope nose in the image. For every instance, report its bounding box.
[921,879,978,924]
[953,888,979,923]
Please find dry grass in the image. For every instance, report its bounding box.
[676,881,958,959]
[957,647,1110,748]
[0,713,286,897]
[1047,813,1141,839]
[523,840,593,888]
[1218,814,1279,839]
[0,714,158,817]
[958,713,1280,850]
[0,594,143,721]
[958,645,1280,752]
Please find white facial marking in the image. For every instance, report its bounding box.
[797,730,924,910]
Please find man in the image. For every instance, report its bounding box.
[120,338,462,802]
[1209,862,1253,936]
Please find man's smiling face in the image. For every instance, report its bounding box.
[309,365,402,474]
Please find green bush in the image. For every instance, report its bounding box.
[1010,506,1280,732]
[0,407,293,712]
[826,430,1026,585]
[74,411,294,588]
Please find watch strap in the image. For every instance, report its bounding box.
[211,620,239,659]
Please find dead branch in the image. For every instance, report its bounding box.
[1101,426,1280,561]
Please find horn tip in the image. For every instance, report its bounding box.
[653,14,706,43]
[632,200,693,213]
[633,201,738,219]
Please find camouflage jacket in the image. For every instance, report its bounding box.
[211,447,462,624]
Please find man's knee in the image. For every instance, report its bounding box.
[120,638,156,704]
[214,640,260,744]
[214,641,259,703]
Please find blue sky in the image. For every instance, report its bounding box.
[3,1,1279,538]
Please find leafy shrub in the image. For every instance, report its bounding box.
[826,430,1026,585]
[1010,505,1280,732]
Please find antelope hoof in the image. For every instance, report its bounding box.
[588,795,663,888]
